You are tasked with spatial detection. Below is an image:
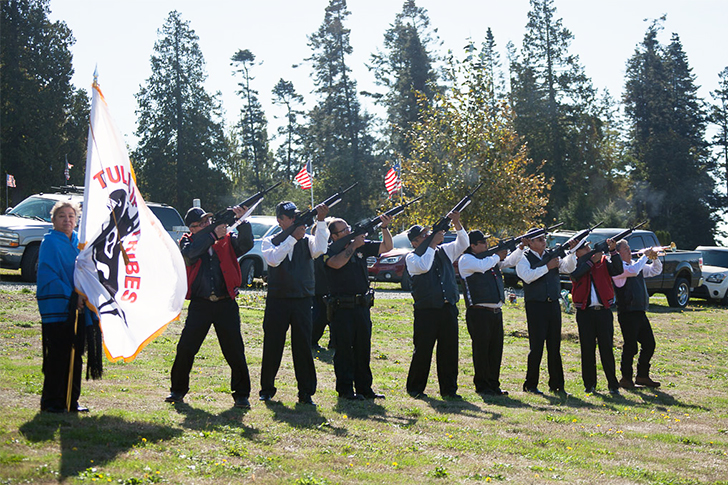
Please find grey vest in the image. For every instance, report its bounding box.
[411,248,459,309]
[522,250,561,302]
[615,272,649,312]
[462,261,504,307]
[267,239,315,298]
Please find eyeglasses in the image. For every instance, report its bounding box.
[475,240,487,246]
[531,236,546,243]
[331,224,351,235]
[190,218,211,229]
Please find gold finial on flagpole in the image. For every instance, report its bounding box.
[93,65,99,88]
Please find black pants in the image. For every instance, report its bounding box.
[524,300,564,391]
[331,305,373,397]
[465,306,504,394]
[617,310,656,379]
[41,312,85,411]
[260,296,317,399]
[406,303,459,397]
[311,294,331,347]
[575,307,619,390]
[170,298,251,400]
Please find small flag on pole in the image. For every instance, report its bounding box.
[6,174,16,188]
[384,162,401,195]
[64,161,74,181]
[294,161,313,190]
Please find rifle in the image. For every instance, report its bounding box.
[588,221,648,255]
[195,181,282,238]
[412,182,483,256]
[475,222,565,259]
[530,221,603,268]
[328,196,424,255]
[270,182,359,246]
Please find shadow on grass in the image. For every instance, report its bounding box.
[621,387,709,411]
[263,400,348,436]
[648,304,709,314]
[170,402,261,439]
[19,412,182,480]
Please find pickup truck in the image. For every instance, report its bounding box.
[0,187,187,282]
[548,228,703,308]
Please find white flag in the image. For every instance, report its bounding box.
[75,77,186,362]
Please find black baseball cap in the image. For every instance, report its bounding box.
[468,230,488,246]
[184,207,213,226]
[276,201,298,218]
[407,224,428,242]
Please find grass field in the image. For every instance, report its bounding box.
[1,281,727,484]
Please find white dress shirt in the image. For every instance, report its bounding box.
[612,255,663,288]
[516,248,577,284]
[458,247,524,308]
[405,228,469,275]
[261,220,330,267]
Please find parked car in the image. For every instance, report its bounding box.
[692,246,728,305]
[236,215,282,287]
[0,186,186,282]
[367,230,457,290]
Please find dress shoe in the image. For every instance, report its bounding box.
[362,391,385,399]
[584,386,596,394]
[408,391,428,399]
[298,395,316,406]
[608,388,621,396]
[477,389,509,397]
[259,394,273,402]
[619,377,635,389]
[71,404,89,413]
[551,388,571,397]
[164,391,185,403]
[523,387,544,395]
[340,393,365,401]
[234,397,251,409]
[635,376,661,388]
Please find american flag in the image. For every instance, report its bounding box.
[6,174,16,188]
[64,161,74,181]
[294,161,313,190]
[384,163,401,195]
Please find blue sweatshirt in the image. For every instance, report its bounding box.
[36,229,79,324]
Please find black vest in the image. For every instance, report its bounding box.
[411,248,459,309]
[267,239,315,298]
[522,250,561,302]
[615,271,649,312]
[462,257,504,307]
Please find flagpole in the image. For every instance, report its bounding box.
[309,161,314,208]
[66,309,79,411]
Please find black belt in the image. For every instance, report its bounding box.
[195,294,230,302]
[472,306,502,313]
[327,289,374,308]
[586,304,604,311]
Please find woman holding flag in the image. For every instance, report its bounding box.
[36,201,92,413]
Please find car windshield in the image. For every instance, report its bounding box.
[250,220,279,239]
[7,196,56,222]
[148,206,184,231]
[392,233,413,249]
[547,234,572,248]
[701,250,728,268]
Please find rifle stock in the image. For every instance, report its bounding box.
[328,196,423,255]
[530,221,603,268]
[412,182,483,257]
[270,182,359,246]
[590,221,648,254]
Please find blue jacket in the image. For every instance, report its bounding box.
[36,229,79,324]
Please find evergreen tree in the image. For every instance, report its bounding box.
[0,0,89,205]
[231,49,273,193]
[510,0,616,227]
[367,0,441,160]
[402,44,548,235]
[624,23,716,247]
[303,0,378,219]
[479,28,506,105]
[134,11,230,211]
[709,67,728,199]
[272,79,304,181]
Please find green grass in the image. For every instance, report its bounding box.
[1,287,727,484]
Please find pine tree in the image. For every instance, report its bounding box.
[0,0,89,205]
[272,79,304,181]
[303,0,378,219]
[624,22,716,247]
[134,11,230,211]
[709,67,728,200]
[231,49,273,193]
[367,0,441,160]
[510,0,616,227]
